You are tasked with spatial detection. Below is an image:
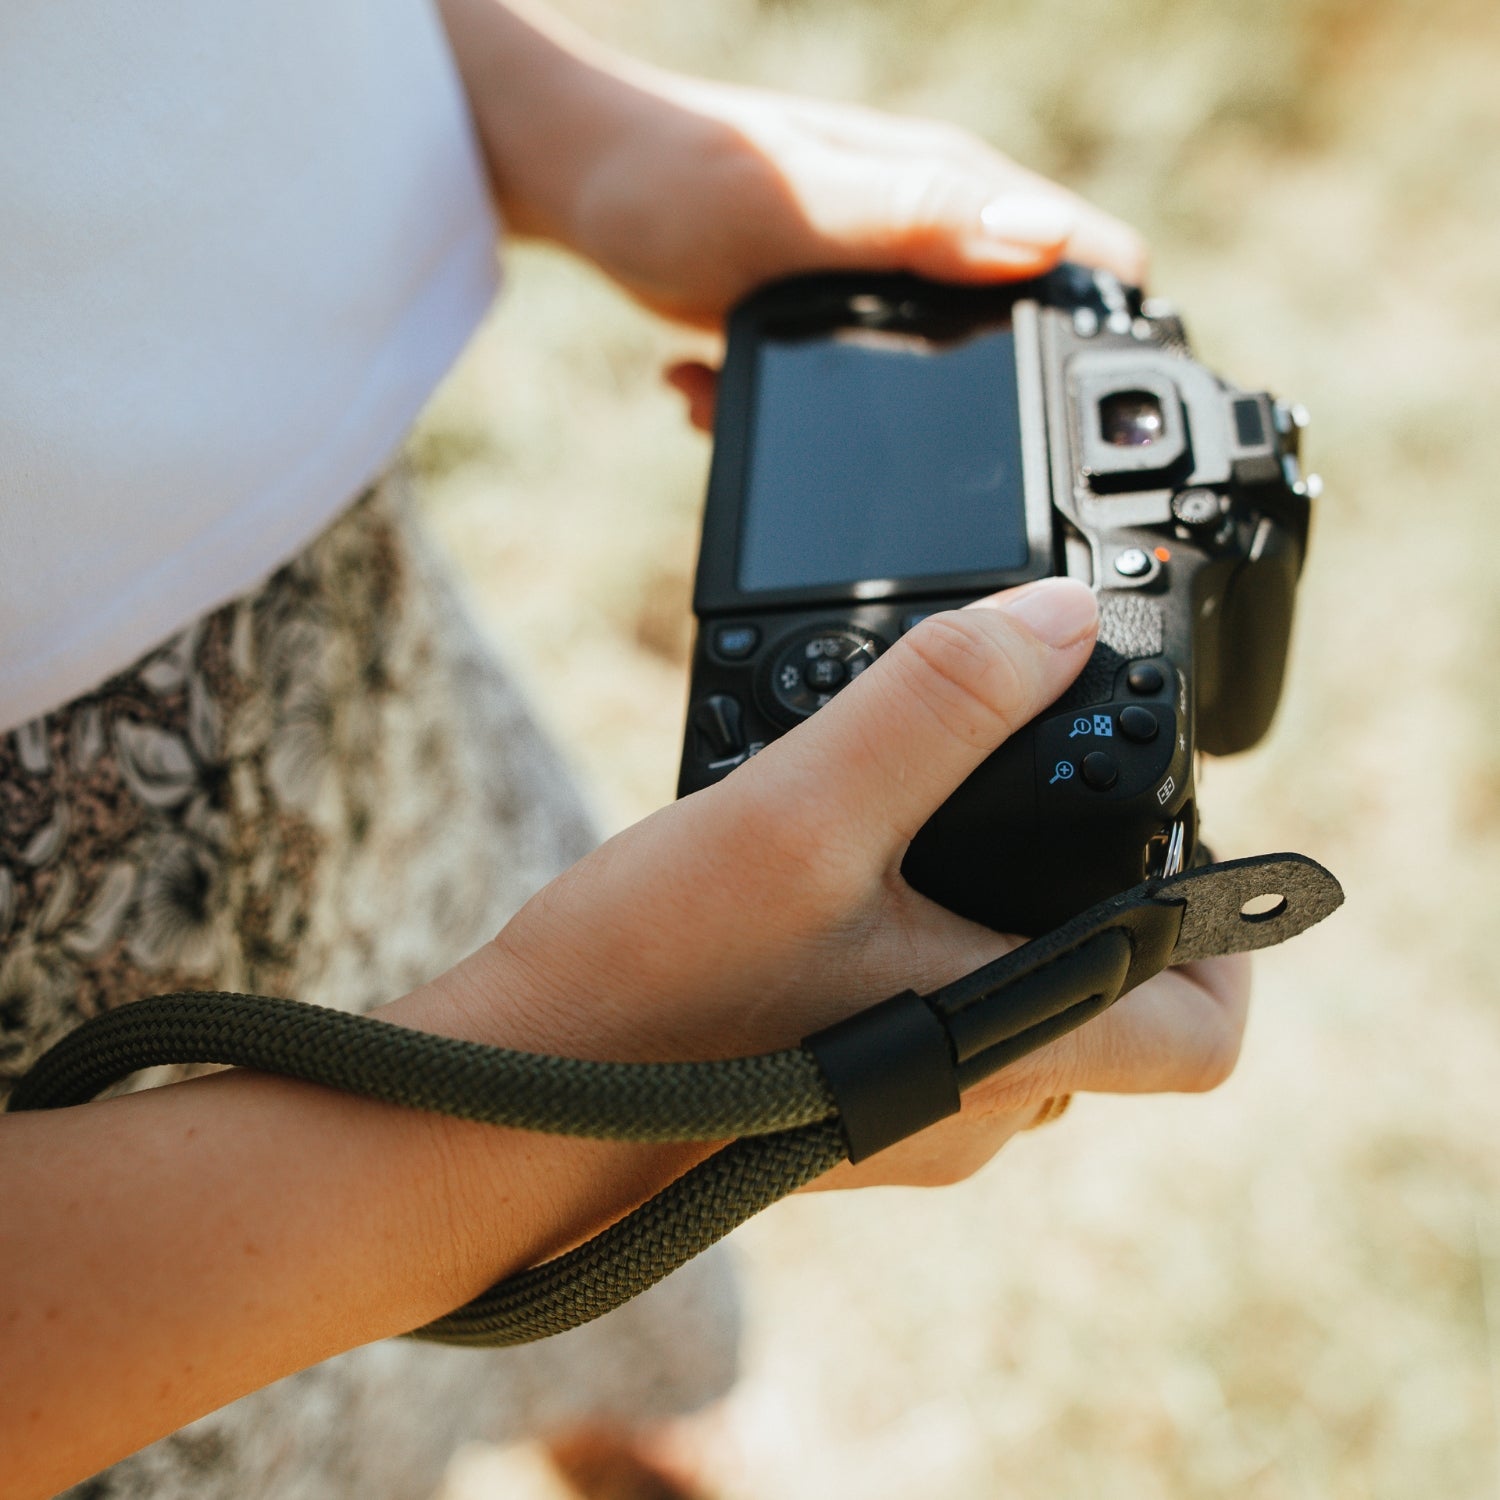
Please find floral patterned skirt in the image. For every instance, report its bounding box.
[2,473,737,1499]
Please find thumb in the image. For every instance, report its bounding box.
[729,579,1099,864]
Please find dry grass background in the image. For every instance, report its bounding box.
[413,1,1500,1494]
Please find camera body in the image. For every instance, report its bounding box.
[677,265,1317,935]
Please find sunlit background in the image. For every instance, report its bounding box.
[412,0,1500,1494]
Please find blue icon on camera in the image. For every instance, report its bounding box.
[1068,714,1114,739]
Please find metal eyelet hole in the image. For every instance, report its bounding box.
[1239,893,1288,923]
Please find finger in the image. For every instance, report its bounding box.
[1060,208,1151,287]
[766,101,1078,280]
[802,953,1250,1190]
[809,1103,1034,1190]
[911,186,1146,287]
[916,132,1150,285]
[1071,955,1251,1094]
[727,578,1098,863]
[812,142,1148,286]
[664,360,718,432]
[960,154,1150,286]
[855,162,1080,280]
[1001,954,1253,1104]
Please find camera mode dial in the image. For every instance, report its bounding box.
[760,624,884,725]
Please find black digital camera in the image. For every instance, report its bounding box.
[677,265,1318,935]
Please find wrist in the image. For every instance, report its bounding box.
[373,942,720,1311]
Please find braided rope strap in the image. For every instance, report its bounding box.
[422,1121,849,1347]
[5,853,1343,1348]
[7,992,835,1140]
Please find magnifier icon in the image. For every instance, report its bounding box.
[1068,717,1091,739]
[1049,760,1074,785]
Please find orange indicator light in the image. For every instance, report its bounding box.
[1153,546,1172,563]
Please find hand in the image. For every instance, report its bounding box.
[0,595,1241,1498]
[441,1,1147,331]
[565,76,1148,327]
[412,578,1248,1190]
[442,1,1147,425]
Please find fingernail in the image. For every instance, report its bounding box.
[1067,217,1151,287]
[982,578,1098,648]
[978,194,1077,250]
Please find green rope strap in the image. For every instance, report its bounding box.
[7,992,835,1140]
[6,991,848,1348]
[5,854,1344,1349]
[422,1122,849,1347]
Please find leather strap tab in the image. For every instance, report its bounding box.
[803,851,1343,1161]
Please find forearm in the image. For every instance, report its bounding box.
[0,946,710,1499]
[435,0,661,242]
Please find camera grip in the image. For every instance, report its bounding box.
[1198,522,1303,755]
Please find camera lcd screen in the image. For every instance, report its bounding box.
[737,323,1029,594]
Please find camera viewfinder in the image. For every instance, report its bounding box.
[1100,390,1165,447]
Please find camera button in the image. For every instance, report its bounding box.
[1118,706,1160,743]
[691,694,745,759]
[1081,752,1119,791]
[711,624,760,661]
[804,657,846,691]
[1072,307,1100,338]
[1113,548,1154,580]
[1171,488,1224,530]
[1126,662,1165,695]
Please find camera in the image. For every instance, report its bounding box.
[677,264,1318,935]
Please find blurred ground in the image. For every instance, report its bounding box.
[414,1,1500,1495]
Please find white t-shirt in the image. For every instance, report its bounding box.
[0,0,500,732]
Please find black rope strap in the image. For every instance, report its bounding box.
[6,853,1342,1348]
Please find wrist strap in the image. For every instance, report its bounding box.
[6,851,1341,1348]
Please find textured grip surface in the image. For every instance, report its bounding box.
[1059,595,1166,710]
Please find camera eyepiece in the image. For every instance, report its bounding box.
[1099,390,1165,448]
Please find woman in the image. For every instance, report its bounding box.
[0,2,1246,1496]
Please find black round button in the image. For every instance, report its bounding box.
[1081,752,1119,791]
[1119,705,1160,743]
[1126,662,1165,695]
[804,657,846,691]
